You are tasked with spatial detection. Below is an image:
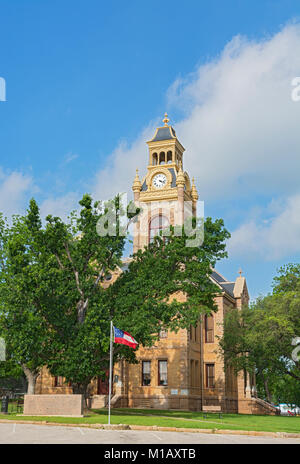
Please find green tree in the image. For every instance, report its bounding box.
[219,264,300,405]
[1,195,230,402]
[42,196,230,401]
[0,356,27,396]
[0,207,59,393]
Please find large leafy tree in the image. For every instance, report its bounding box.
[0,195,230,400]
[219,264,300,405]
[0,356,27,396]
[42,197,230,400]
[0,208,61,393]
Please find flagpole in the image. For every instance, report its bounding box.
[108,320,113,425]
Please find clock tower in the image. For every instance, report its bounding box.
[132,114,198,252]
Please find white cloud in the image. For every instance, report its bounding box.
[0,168,34,217]
[169,25,300,200]
[228,194,300,260]
[92,124,157,201]
[0,167,80,223]
[92,23,300,202]
[39,192,80,222]
[90,23,300,262]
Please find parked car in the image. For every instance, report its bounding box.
[276,403,300,416]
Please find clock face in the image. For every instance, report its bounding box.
[152,173,167,189]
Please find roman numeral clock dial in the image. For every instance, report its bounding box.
[152,173,167,189]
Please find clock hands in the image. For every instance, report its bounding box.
[153,173,167,188]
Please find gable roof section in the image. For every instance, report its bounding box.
[210,269,235,298]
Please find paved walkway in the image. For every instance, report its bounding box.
[0,423,299,444]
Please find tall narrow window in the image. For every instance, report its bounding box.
[205,315,214,343]
[142,361,151,386]
[158,360,168,386]
[149,215,169,244]
[167,151,172,164]
[159,152,165,164]
[54,376,64,387]
[195,361,199,387]
[153,153,158,165]
[190,360,194,387]
[195,323,200,342]
[206,364,215,388]
[190,325,196,341]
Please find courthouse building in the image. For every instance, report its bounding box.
[36,115,277,414]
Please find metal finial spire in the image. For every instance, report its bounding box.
[163,112,170,126]
[238,268,243,277]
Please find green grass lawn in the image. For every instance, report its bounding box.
[0,407,300,434]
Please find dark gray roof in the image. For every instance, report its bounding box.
[211,270,227,283]
[151,126,176,142]
[211,270,235,298]
[141,179,148,191]
[168,168,177,188]
[219,282,235,297]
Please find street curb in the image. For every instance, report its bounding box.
[0,419,299,439]
[129,425,300,439]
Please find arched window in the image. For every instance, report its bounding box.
[159,152,165,165]
[149,215,169,243]
[152,153,158,165]
[167,151,172,164]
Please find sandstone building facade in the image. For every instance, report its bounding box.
[36,115,277,414]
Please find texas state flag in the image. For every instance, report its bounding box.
[113,327,138,349]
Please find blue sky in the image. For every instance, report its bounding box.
[1,0,300,299]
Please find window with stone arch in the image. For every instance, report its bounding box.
[167,150,172,164]
[159,151,165,164]
[152,152,158,165]
[149,215,169,244]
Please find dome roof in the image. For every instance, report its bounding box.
[149,113,177,142]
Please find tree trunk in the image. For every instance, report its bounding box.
[72,381,90,410]
[77,299,89,325]
[260,371,272,403]
[22,365,39,395]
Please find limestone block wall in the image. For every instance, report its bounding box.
[238,398,278,415]
[24,394,84,416]
[202,296,226,409]
[35,367,72,395]
[127,325,189,409]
